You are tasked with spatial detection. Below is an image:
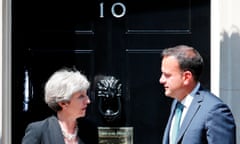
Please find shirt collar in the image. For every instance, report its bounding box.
[180,82,200,108]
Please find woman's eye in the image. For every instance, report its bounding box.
[79,95,88,99]
[79,95,84,98]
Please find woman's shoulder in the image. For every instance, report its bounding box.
[22,115,57,143]
[27,115,57,129]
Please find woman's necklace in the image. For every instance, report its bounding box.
[62,126,78,141]
[59,121,78,141]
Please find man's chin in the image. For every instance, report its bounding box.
[164,91,170,97]
[165,92,174,99]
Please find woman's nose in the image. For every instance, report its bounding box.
[86,96,91,104]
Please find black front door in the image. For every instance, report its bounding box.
[12,0,210,143]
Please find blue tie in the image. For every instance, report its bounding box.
[172,102,184,144]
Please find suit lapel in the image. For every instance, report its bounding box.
[176,90,203,142]
[47,116,65,144]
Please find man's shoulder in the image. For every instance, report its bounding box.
[197,89,233,113]
[198,86,218,97]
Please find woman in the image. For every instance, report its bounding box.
[22,68,98,144]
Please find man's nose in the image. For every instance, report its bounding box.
[159,75,164,84]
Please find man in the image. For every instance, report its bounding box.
[160,45,236,144]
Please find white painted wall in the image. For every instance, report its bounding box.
[211,0,240,143]
[2,0,12,143]
[0,0,2,142]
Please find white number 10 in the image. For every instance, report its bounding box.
[100,2,126,18]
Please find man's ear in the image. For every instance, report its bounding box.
[183,70,193,85]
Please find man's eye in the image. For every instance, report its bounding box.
[164,74,171,78]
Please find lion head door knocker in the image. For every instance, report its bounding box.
[96,76,122,123]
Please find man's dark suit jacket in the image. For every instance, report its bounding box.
[162,87,236,144]
[22,115,98,144]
